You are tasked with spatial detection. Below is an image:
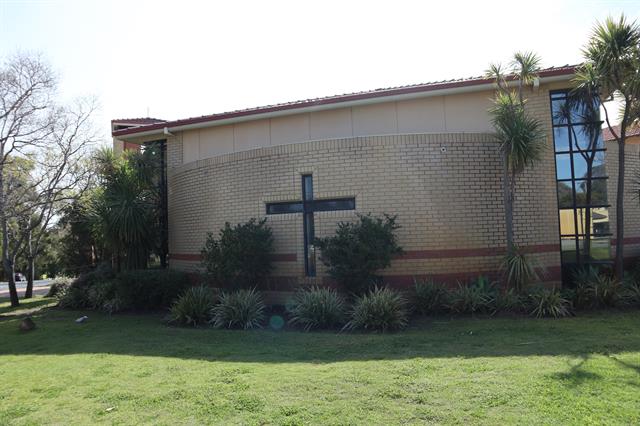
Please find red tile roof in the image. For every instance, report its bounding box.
[112,65,577,138]
[602,124,640,141]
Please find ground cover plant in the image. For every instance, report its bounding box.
[1,297,640,424]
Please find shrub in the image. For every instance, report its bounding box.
[447,280,493,315]
[621,278,640,307]
[287,286,347,331]
[501,248,540,292]
[113,269,191,311]
[572,267,622,309]
[46,277,73,298]
[413,278,450,315]
[527,287,571,318]
[58,267,190,312]
[344,286,409,332]
[315,214,403,295]
[211,288,266,329]
[492,288,526,314]
[57,266,115,309]
[170,286,218,326]
[201,218,274,289]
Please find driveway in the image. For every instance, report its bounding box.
[0,279,52,298]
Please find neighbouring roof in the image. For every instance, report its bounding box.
[602,124,640,141]
[112,64,577,138]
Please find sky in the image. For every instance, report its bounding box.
[1,0,639,141]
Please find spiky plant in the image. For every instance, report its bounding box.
[170,286,217,327]
[575,15,640,278]
[528,287,572,318]
[287,286,347,331]
[487,52,546,253]
[501,247,541,292]
[344,286,409,332]
[211,288,266,330]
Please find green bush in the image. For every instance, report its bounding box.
[211,288,266,329]
[58,267,190,312]
[113,269,191,311]
[501,248,540,292]
[572,267,622,309]
[492,288,526,314]
[621,278,640,307]
[287,286,347,331]
[413,278,450,315]
[315,214,403,295]
[201,218,274,289]
[344,286,409,332]
[447,280,493,315]
[527,287,571,318]
[46,277,73,298]
[170,286,218,327]
[57,266,115,309]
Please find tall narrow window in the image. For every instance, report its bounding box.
[550,90,611,279]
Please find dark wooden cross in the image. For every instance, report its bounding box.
[266,174,355,276]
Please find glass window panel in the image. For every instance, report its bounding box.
[302,175,313,201]
[551,91,566,100]
[572,124,604,150]
[552,99,568,125]
[557,181,574,208]
[572,151,606,180]
[561,237,578,264]
[554,126,571,152]
[575,207,610,235]
[559,209,576,235]
[574,179,608,207]
[313,198,356,212]
[266,202,303,214]
[578,236,611,262]
[556,154,572,180]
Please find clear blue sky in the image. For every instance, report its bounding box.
[1,0,639,141]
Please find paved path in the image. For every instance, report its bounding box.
[0,280,52,298]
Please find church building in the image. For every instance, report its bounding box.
[111,65,640,289]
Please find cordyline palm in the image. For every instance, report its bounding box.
[574,14,640,278]
[487,53,545,252]
[89,147,159,271]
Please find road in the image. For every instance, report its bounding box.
[0,279,52,298]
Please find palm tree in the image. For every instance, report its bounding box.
[89,147,160,271]
[487,52,546,256]
[575,15,640,278]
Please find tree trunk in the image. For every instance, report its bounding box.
[615,139,625,279]
[503,151,514,254]
[3,257,19,307]
[25,256,35,299]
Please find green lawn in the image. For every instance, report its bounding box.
[1,297,639,425]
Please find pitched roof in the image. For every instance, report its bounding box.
[111,117,166,125]
[112,64,577,138]
[602,124,640,141]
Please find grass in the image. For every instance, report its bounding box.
[1,297,639,425]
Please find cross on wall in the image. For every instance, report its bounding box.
[266,174,355,276]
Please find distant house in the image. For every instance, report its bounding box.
[111,66,640,287]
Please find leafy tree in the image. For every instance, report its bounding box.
[201,218,274,289]
[486,52,546,255]
[574,15,640,278]
[315,214,403,295]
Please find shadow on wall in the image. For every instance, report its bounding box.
[2,305,640,365]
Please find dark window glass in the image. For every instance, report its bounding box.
[556,154,572,180]
[557,182,574,208]
[572,125,604,150]
[266,202,303,214]
[552,99,568,125]
[578,236,611,262]
[313,198,356,212]
[303,175,313,201]
[560,237,578,263]
[554,127,571,152]
[574,179,608,206]
[572,151,606,179]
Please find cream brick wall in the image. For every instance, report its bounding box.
[167,128,562,286]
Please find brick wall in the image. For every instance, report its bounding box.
[166,127,562,288]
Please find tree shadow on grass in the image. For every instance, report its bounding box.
[0,297,56,318]
[1,305,640,363]
[550,355,602,386]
